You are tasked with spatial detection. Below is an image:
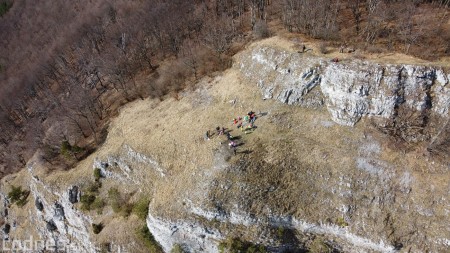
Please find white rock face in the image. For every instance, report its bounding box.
[93,144,166,183]
[240,47,325,108]
[27,164,96,252]
[321,61,388,125]
[147,205,396,253]
[147,212,223,252]
[239,46,450,125]
[432,84,450,115]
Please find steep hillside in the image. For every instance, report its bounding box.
[1,37,449,253]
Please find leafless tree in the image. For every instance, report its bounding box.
[396,2,423,53]
[362,0,385,44]
[281,0,339,39]
[180,40,202,80]
[250,0,269,28]
[202,14,235,64]
[349,0,363,35]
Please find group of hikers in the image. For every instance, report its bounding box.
[205,111,258,155]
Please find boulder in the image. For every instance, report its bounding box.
[35,198,43,211]
[68,186,79,204]
[46,220,57,232]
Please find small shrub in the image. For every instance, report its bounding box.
[91,198,105,211]
[8,186,24,203]
[319,42,328,54]
[80,181,103,211]
[137,225,163,252]
[16,192,30,208]
[93,168,102,181]
[92,223,104,234]
[99,242,111,253]
[276,226,285,239]
[80,194,96,211]
[218,237,266,253]
[336,217,348,227]
[274,227,297,244]
[0,1,12,17]
[71,145,83,153]
[86,181,102,193]
[107,187,120,198]
[375,106,430,144]
[132,197,150,221]
[7,186,29,207]
[119,202,133,217]
[60,141,72,159]
[60,140,84,160]
[309,237,332,253]
[171,244,186,253]
[107,187,132,217]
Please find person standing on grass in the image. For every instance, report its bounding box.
[250,112,256,123]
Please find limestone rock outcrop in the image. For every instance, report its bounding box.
[238,46,450,126]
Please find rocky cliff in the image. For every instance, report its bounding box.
[0,37,449,253]
[238,45,450,126]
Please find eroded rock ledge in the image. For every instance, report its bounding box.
[238,46,450,126]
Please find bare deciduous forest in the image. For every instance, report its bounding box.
[0,0,449,177]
